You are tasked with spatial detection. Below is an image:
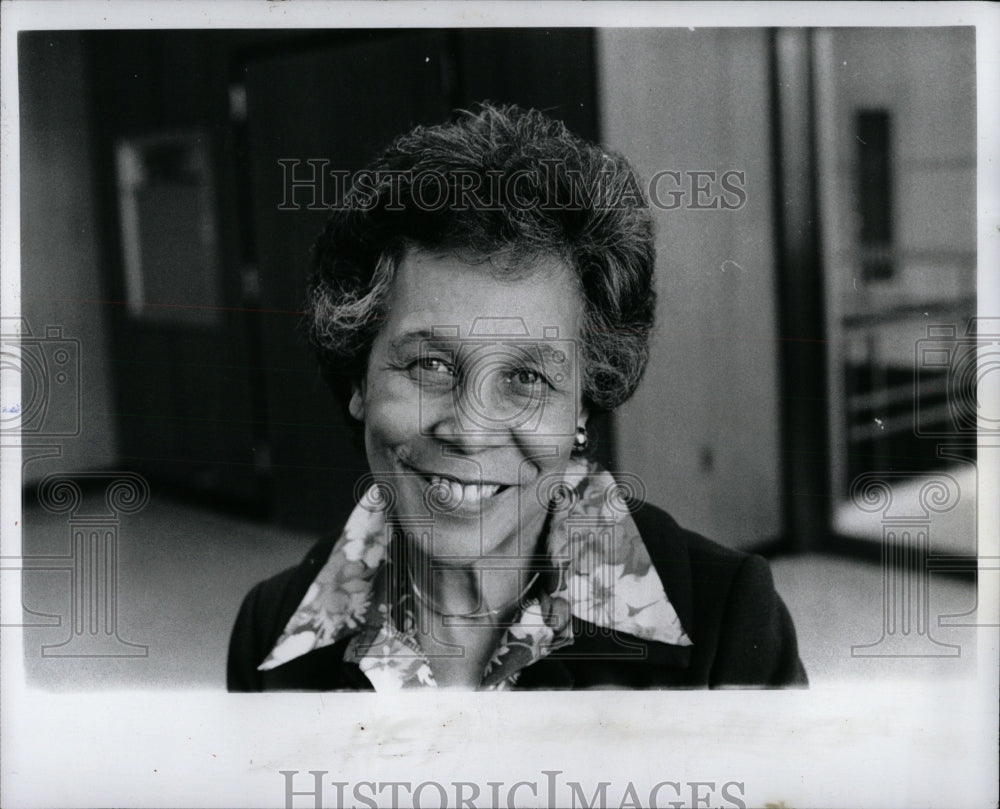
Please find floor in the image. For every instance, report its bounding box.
[13,488,982,690]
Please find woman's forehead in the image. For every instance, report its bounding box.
[384,248,584,339]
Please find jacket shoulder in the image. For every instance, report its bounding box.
[226,537,336,691]
[631,500,751,595]
[633,500,747,562]
[631,501,807,687]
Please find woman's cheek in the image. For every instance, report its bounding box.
[364,379,424,449]
[517,399,578,457]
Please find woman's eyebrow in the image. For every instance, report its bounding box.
[389,330,570,364]
[387,330,439,354]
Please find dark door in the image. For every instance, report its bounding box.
[88,31,263,509]
[241,32,453,531]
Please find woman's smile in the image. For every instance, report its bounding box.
[400,460,514,511]
[350,247,585,557]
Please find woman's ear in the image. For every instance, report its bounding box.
[348,378,366,422]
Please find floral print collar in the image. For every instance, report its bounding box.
[257,459,692,689]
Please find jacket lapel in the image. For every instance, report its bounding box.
[632,502,695,647]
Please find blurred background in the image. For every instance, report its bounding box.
[13,27,981,688]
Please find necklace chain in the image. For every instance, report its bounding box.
[406,567,541,619]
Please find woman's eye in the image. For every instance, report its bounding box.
[409,356,456,385]
[420,357,453,374]
[502,368,546,392]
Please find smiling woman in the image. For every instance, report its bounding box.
[227,103,807,690]
[354,251,584,560]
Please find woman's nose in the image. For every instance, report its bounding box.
[425,372,536,447]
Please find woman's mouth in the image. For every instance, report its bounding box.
[423,474,507,504]
[402,463,512,505]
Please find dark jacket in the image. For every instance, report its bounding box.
[227,502,807,690]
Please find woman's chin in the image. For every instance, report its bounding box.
[385,474,549,559]
[398,512,546,561]
[404,522,521,561]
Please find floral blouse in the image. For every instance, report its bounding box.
[257,458,692,690]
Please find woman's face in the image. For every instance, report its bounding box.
[350,247,587,560]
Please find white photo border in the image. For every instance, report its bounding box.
[2,2,997,808]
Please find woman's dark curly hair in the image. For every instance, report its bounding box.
[306,102,656,414]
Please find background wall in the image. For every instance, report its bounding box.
[814,27,977,551]
[598,29,782,549]
[18,32,120,483]
[817,27,977,502]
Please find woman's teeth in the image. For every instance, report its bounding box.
[427,475,502,503]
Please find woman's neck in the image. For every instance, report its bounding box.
[387,511,552,688]
[400,549,543,689]
[390,508,552,621]
[413,563,538,621]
